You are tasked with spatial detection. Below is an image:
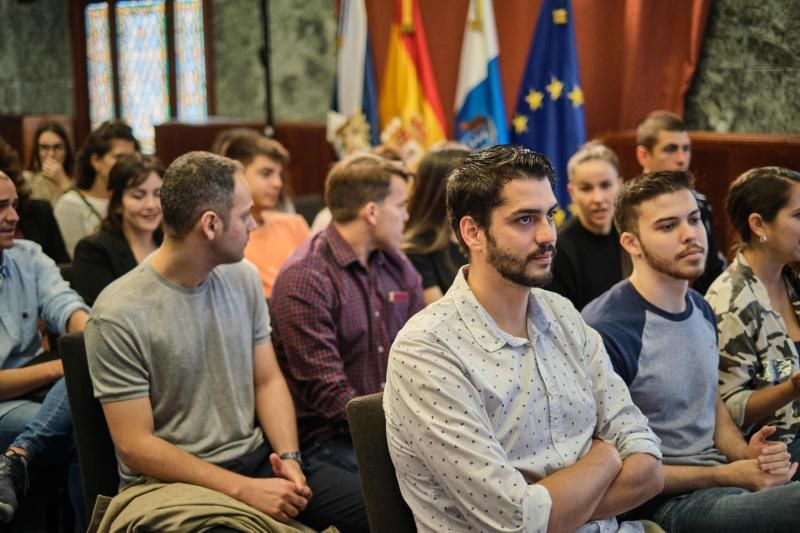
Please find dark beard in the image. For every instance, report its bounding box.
[486,231,556,288]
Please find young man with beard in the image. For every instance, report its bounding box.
[547,142,625,309]
[85,152,365,531]
[635,110,725,294]
[583,171,800,532]
[383,145,663,532]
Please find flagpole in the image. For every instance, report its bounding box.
[259,0,275,137]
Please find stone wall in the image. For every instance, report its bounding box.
[0,0,74,116]
[684,0,800,133]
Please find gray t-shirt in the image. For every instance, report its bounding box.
[584,280,727,466]
[85,259,271,488]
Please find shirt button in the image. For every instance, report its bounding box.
[377,346,385,354]
[374,310,380,318]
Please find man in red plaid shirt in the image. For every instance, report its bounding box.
[270,153,424,478]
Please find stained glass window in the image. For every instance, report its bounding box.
[86,3,115,129]
[175,0,207,121]
[84,0,208,153]
[116,0,169,154]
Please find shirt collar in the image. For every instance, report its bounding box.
[450,267,552,352]
[324,224,386,269]
[0,249,9,279]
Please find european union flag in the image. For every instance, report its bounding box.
[510,0,585,216]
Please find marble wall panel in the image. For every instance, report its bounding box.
[685,0,800,133]
[0,0,73,115]
[212,0,336,122]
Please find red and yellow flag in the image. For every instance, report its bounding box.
[379,0,446,148]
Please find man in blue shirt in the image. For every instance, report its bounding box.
[584,170,800,531]
[0,171,89,523]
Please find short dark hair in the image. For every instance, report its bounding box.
[614,170,694,235]
[726,166,800,245]
[211,127,261,155]
[160,151,240,239]
[104,153,165,239]
[75,120,140,190]
[0,135,28,205]
[636,111,687,151]
[447,145,556,255]
[224,135,289,168]
[325,154,411,224]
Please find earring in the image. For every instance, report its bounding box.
[760,235,767,243]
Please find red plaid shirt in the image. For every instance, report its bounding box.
[270,225,424,447]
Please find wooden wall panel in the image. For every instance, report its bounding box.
[154,119,335,198]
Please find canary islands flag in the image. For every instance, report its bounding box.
[511,0,585,214]
[454,0,509,149]
[332,0,380,146]
[379,0,446,148]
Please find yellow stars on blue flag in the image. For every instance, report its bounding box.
[512,114,528,134]
[545,77,563,101]
[525,89,544,111]
[519,78,582,116]
[567,86,584,108]
[510,0,585,213]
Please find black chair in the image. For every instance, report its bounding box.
[58,263,73,287]
[58,332,119,523]
[346,392,416,533]
[293,194,324,227]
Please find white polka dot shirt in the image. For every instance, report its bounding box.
[384,268,661,532]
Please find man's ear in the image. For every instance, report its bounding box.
[199,210,222,240]
[635,145,650,171]
[619,230,641,257]
[362,201,379,226]
[460,216,483,255]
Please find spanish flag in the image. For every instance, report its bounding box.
[379,0,446,148]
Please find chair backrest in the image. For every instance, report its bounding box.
[293,194,324,226]
[346,392,416,533]
[58,332,119,522]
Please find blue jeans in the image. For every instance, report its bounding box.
[652,482,800,532]
[0,378,84,527]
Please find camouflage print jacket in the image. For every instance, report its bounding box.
[706,252,800,442]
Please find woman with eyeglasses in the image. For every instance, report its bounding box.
[23,122,75,206]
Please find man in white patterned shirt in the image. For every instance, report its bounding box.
[384,145,664,532]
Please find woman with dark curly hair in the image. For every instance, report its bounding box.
[54,120,138,258]
[71,153,163,305]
